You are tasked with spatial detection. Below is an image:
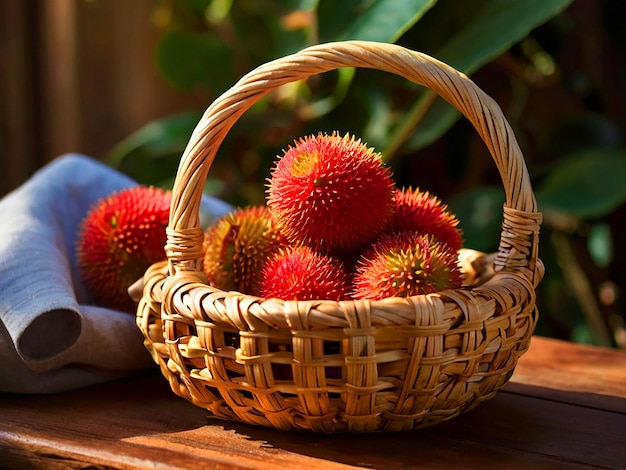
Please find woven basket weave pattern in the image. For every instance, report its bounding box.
[137,41,543,433]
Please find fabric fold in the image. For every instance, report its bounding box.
[0,154,231,393]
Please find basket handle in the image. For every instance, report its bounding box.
[166,40,542,281]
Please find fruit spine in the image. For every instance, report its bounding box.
[76,186,171,313]
[267,132,395,254]
[201,131,466,301]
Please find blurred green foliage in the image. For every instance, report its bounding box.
[106,0,626,348]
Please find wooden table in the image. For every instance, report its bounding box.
[1,336,625,469]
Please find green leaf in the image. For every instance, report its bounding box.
[397,0,574,154]
[362,87,396,149]
[587,223,613,268]
[188,0,213,16]
[392,96,457,155]
[447,186,505,253]
[437,0,573,74]
[155,30,234,92]
[572,324,596,346]
[317,0,436,43]
[298,67,356,119]
[105,111,203,187]
[536,149,626,219]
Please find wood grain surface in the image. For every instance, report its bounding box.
[1,336,625,469]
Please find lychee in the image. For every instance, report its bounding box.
[76,185,172,313]
[260,246,351,301]
[394,187,464,252]
[267,132,395,254]
[203,205,289,296]
[352,232,463,300]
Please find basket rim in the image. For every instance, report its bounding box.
[153,261,538,330]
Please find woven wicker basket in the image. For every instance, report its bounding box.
[136,40,543,433]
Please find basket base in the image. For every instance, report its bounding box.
[136,259,537,433]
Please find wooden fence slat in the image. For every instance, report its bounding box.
[1,0,205,197]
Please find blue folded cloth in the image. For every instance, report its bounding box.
[0,154,232,393]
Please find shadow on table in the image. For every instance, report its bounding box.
[4,372,623,469]
[202,389,537,469]
[205,383,626,470]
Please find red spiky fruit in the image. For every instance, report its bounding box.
[76,186,171,313]
[260,246,351,301]
[203,205,289,296]
[267,132,395,254]
[352,232,463,300]
[394,187,464,252]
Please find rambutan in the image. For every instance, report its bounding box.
[267,132,395,254]
[203,205,289,296]
[260,246,351,301]
[76,185,172,313]
[394,187,464,252]
[352,232,463,300]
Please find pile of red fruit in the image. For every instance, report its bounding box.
[203,132,464,301]
[76,131,465,313]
